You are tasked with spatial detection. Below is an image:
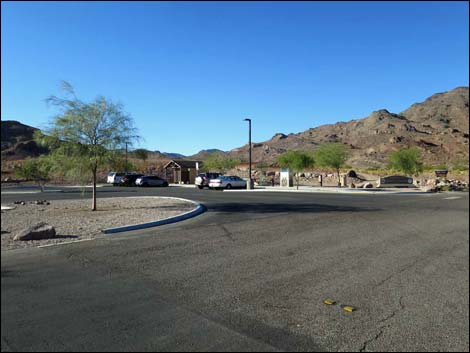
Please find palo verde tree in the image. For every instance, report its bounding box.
[314,143,349,186]
[39,81,139,211]
[388,147,423,176]
[202,153,239,174]
[15,157,52,192]
[277,150,315,189]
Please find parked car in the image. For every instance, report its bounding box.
[119,173,144,187]
[195,172,221,189]
[107,172,125,185]
[135,175,169,187]
[208,175,247,190]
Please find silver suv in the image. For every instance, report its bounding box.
[195,172,221,189]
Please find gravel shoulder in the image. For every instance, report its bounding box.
[1,197,197,250]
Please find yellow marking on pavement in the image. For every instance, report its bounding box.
[341,305,356,312]
[323,299,336,305]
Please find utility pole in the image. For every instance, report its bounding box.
[125,142,128,173]
[243,118,252,189]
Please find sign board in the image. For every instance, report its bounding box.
[378,175,414,188]
[434,170,448,178]
[280,169,293,187]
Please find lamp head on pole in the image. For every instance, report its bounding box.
[243,118,251,122]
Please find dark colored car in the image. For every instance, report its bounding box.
[119,173,144,186]
[195,172,221,189]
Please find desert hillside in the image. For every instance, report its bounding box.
[226,87,469,168]
[2,87,468,169]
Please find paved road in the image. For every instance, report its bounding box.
[1,186,469,352]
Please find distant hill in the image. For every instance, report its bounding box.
[161,152,186,159]
[2,87,468,168]
[225,87,469,168]
[189,149,225,160]
[1,120,48,160]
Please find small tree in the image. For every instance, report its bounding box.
[314,143,348,186]
[40,82,138,211]
[133,148,149,162]
[202,153,239,173]
[388,147,423,176]
[15,157,52,192]
[277,150,315,189]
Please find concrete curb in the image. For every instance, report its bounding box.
[1,189,63,195]
[224,188,432,195]
[102,197,206,234]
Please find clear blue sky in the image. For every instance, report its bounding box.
[2,1,468,155]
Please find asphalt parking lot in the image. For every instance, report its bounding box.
[1,186,469,352]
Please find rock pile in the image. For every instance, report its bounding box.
[421,179,469,192]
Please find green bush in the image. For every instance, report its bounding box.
[388,147,423,176]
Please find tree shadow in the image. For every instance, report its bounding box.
[207,202,378,214]
[61,189,137,194]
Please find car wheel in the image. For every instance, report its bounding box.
[162,182,169,187]
[226,184,232,189]
[197,185,203,190]
[142,183,148,187]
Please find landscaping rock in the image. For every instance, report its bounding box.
[13,222,56,241]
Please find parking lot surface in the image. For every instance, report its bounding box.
[2,186,469,351]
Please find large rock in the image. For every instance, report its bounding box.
[14,222,56,241]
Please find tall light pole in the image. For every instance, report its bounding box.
[125,142,128,173]
[243,118,252,189]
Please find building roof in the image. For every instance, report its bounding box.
[163,160,202,169]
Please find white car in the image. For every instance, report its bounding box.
[208,176,247,190]
[107,172,125,185]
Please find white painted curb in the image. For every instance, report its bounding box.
[102,196,206,234]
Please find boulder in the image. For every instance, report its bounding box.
[14,222,56,241]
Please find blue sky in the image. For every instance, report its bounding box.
[2,1,468,155]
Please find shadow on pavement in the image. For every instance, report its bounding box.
[207,202,378,214]
[61,189,138,194]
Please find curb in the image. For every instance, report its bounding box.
[1,189,63,195]
[102,197,206,234]
[223,188,432,195]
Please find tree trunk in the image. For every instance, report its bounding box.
[337,169,341,187]
[296,175,299,190]
[92,169,97,211]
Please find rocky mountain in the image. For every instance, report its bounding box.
[2,87,468,168]
[161,152,186,159]
[189,149,225,160]
[1,120,48,160]
[226,87,469,168]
